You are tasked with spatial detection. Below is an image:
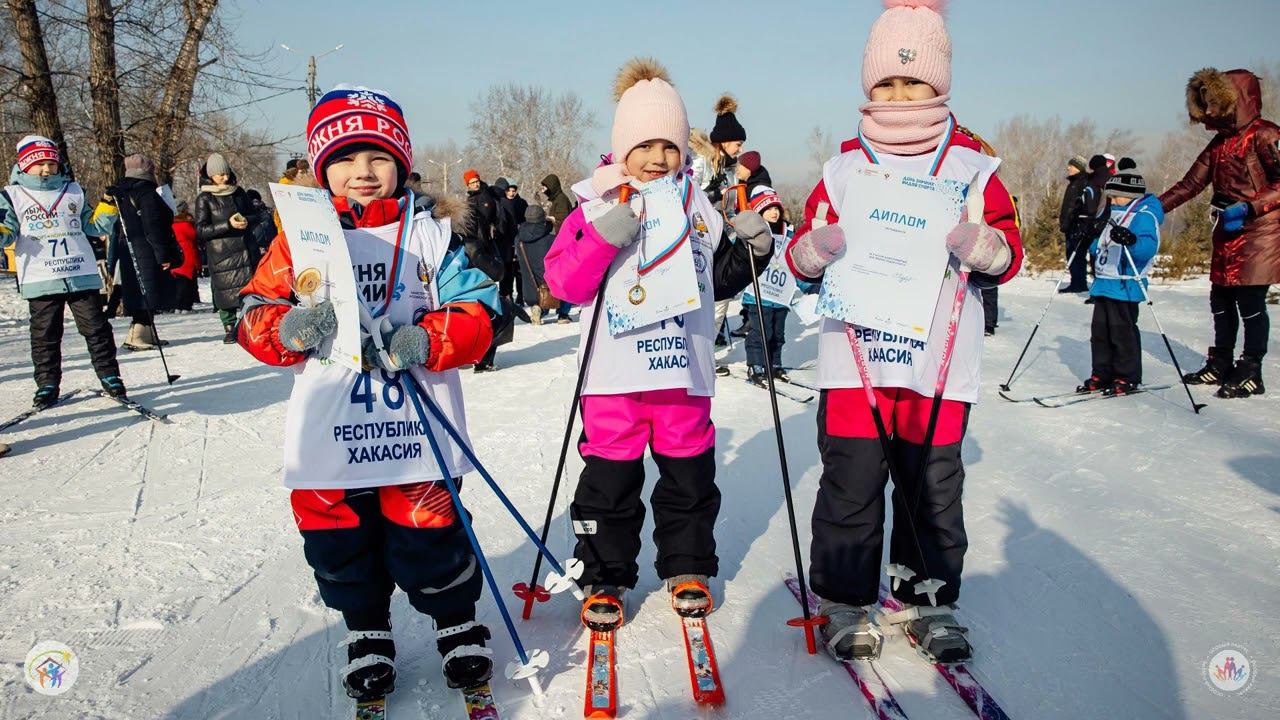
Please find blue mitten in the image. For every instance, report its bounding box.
[278,301,337,353]
[1221,202,1251,233]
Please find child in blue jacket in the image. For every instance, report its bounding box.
[741,186,815,386]
[1078,159,1163,396]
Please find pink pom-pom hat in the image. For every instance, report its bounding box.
[862,0,952,98]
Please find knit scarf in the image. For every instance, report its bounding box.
[200,183,237,197]
[857,94,953,156]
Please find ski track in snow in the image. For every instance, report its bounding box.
[0,275,1277,719]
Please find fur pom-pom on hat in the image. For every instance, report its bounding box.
[710,94,746,144]
[607,57,689,167]
[884,0,948,11]
[613,57,672,102]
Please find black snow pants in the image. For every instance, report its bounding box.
[1089,297,1142,384]
[29,290,120,388]
[291,481,482,629]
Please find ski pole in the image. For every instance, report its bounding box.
[900,176,987,607]
[516,184,634,620]
[999,232,1094,392]
[119,195,180,384]
[516,280,606,619]
[743,238,826,654]
[404,376,549,695]
[1120,245,1205,414]
[401,371,585,604]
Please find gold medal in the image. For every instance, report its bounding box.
[294,267,323,299]
[627,284,646,306]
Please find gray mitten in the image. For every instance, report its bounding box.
[592,202,641,249]
[386,324,430,370]
[278,301,337,353]
[731,210,773,256]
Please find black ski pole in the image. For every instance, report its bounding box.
[1120,245,1205,414]
[999,232,1093,392]
[119,195,179,384]
[514,186,633,620]
[743,244,825,654]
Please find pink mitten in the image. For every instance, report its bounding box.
[946,222,1011,275]
[788,224,846,278]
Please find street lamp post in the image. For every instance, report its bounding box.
[281,43,344,107]
[426,157,463,196]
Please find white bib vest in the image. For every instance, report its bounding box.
[282,212,474,490]
[578,189,724,397]
[5,182,99,288]
[1095,202,1153,280]
[814,144,1000,403]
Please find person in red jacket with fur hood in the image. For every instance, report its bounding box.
[785,0,1022,666]
[237,85,501,702]
[1161,68,1280,398]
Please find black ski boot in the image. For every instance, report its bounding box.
[1075,375,1110,393]
[437,620,493,690]
[817,598,883,661]
[1103,378,1138,397]
[340,629,397,701]
[222,323,237,344]
[32,385,60,410]
[746,367,768,388]
[1217,356,1265,398]
[100,375,128,399]
[772,367,792,384]
[1183,348,1233,385]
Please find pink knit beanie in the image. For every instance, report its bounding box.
[862,0,952,98]
[610,58,689,164]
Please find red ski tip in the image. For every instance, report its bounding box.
[512,583,550,620]
[787,614,829,655]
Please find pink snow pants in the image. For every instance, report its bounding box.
[579,389,715,461]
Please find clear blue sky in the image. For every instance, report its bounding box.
[226,0,1279,185]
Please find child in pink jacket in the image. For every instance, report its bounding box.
[544,58,772,629]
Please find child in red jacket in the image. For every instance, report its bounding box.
[786,0,1022,664]
[237,85,501,701]
[169,201,200,312]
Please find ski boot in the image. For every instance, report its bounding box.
[746,367,768,389]
[32,385,60,410]
[581,586,626,631]
[222,323,237,344]
[340,629,397,701]
[437,620,493,690]
[816,598,882,661]
[882,604,971,664]
[1075,375,1110,393]
[1217,356,1265,398]
[772,367,792,384]
[1103,378,1137,397]
[1183,348,1232,385]
[667,575,713,618]
[100,375,128,399]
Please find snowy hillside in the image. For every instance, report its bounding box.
[0,274,1276,720]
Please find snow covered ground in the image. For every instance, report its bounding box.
[0,274,1276,720]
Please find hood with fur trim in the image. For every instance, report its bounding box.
[1187,67,1262,132]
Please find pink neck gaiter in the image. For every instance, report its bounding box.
[858,94,953,156]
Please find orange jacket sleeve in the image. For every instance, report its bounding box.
[237,233,307,367]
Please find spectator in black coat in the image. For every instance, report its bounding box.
[491,177,521,301]
[109,153,182,349]
[540,173,576,234]
[516,204,571,324]
[195,153,259,343]
[1058,155,1091,293]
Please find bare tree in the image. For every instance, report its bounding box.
[467,84,597,192]
[86,0,125,182]
[149,0,220,184]
[806,125,832,176]
[5,0,69,170]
